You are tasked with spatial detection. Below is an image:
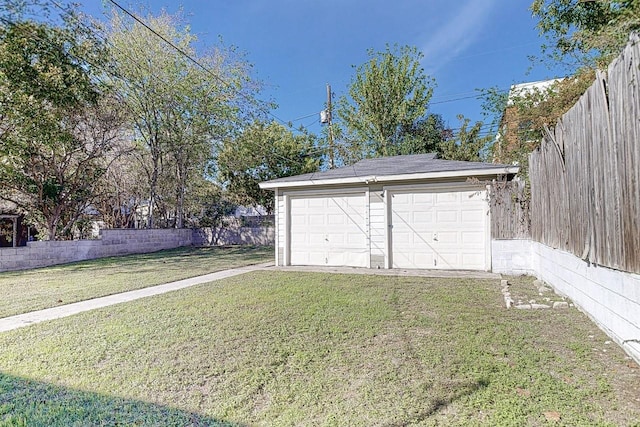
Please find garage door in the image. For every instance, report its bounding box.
[290,194,368,267]
[390,189,487,270]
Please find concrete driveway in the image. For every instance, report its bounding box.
[268,265,500,279]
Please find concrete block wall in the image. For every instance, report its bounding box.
[491,240,535,275]
[492,239,640,364]
[0,229,192,272]
[192,226,275,246]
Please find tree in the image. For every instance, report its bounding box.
[479,70,594,173]
[218,121,321,212]
[336,44,436,161]
[531,0,640,69]
[0,19,122,240]
[185,180,236,229]
[439,115,493,162]
[394,113,451,155]
[105,9,265,228]
[92,138,147,229]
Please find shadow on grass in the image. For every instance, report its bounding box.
[412,377,490,423]
[0,372,243,427]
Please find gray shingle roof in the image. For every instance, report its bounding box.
[261,153,516,185]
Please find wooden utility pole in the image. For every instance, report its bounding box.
[326,83,335,169]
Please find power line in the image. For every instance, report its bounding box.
[290,111,321,122]
[430,88,511,105]
[104,0,289,127]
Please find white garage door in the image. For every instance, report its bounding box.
[290,194,368,267]
[390,188,487,270]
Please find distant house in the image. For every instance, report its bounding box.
[233,205,273,227]
[0,201,32,247]
[259,153,518,271]
[493,79,562,164]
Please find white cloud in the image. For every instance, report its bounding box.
[421,0,498,72]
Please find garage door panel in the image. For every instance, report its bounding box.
[307,251,327,265]
[411,233,433,247]
[436,210,459,222]
[308,232,326,245]
[462,253,484,266]
[412,212,432,224]
[291,214,308,225]
[392,189,487,270]
[327,214,345,225]
[435,192,458,203]
[461,231,484,244]
[290,193,368,268]
[327,233,345,244]
[436,231,459,244]
[393,193,411,204]
[347,233,366,245]
[291,249,324,265]
[307,198,325,208]
[393,231,412,246]
[436,252,461,268]
[307,214,325,225]
[461,209,484,223]
[414,193,435,204]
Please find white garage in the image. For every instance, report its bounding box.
[260,154,518,271]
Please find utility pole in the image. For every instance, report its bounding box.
[323,83,335,169]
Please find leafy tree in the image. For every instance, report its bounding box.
[105,9,265,228]
[438,115,493,162]
[92,139,147,229]
[336,44,436,161]
[479,1,638,171]
[531,0,640,69]
[218,121,321,212]
[395,113,451,155]
[185,180,236,229]
[0,19,122,240]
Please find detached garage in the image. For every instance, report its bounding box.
[259,153,518,271]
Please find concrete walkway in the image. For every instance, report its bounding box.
[0,262,272,333]
[271,265,501,279]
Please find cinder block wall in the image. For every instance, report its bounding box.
[492,239,640,364]
[192,226,274,246]
[0,229,192,272]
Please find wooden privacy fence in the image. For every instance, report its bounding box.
[490,179,530,240]
[528,33,640,274]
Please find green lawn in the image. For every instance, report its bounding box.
[0,245,272,318]
[0,271,638,426]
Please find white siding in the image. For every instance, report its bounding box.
[369,191,386,257]
[276,192,285,266]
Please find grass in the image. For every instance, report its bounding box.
[0,271,639,426]
[0,245,272,318]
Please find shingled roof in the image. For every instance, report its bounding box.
[260,153,518,189]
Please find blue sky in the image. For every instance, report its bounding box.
[85,0,564,136]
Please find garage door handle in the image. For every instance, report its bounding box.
[433,233,438,241]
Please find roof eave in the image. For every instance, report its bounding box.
[259,166,520,190]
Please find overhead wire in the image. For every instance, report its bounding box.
[103,0,291,127]
[48,0,322,162]
[35,0,530,171]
